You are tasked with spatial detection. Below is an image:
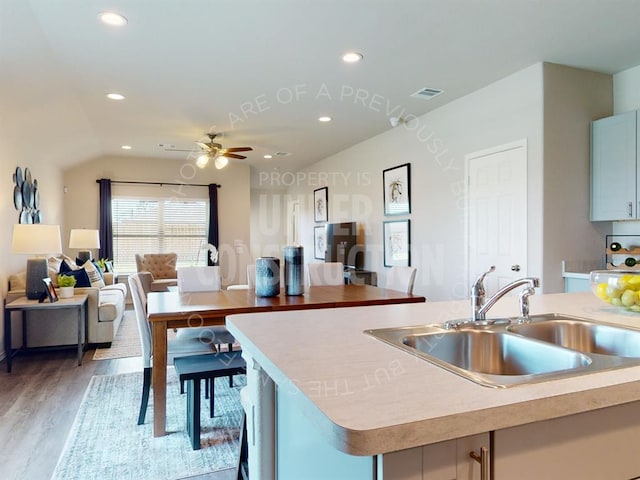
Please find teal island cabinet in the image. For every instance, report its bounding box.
[227,293,640,480]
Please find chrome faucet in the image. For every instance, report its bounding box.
[471,265,540,322]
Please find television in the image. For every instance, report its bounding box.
[324,222,364,269]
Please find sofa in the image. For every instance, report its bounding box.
[6,256,127,347]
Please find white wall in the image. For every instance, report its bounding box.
[542,64,612,292]
[611,64,640,239]
[262,63,610,301]
[0,155,64,361]
[613,64,640,115]
[278,64,545,301]
[63,155,251,286]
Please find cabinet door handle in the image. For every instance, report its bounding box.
[629,202,633,218]
[470,446,490,480]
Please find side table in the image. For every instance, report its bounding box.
[3,294,89,372]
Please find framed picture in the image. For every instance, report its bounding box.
[42,277,59,303]
[313,186,328,222]
[383,220,411,267]
[314,225,327,260]
[383,163,411,215]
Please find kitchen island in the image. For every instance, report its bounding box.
[226,292,640,479]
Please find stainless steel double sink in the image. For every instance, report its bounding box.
[365,314,640,387]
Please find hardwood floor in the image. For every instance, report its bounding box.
[0,347,237,480]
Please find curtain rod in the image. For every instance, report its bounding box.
[95,180,220,188]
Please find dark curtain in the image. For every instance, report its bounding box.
[98,178,114,261]
[207,184,219,266]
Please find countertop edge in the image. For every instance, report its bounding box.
[227,294,640,456]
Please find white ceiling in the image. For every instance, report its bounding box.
[3,0,640,173]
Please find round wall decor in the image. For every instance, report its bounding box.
[13,165,41,223]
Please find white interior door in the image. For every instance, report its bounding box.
[466,141,527,294]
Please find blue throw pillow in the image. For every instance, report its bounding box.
[91,260,105,281]
[59,262,91,287]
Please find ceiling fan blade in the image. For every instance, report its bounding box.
[225,147,253,152]
[224,153,247,159]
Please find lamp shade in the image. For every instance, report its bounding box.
[69,229,100,249]
[12,224,62,299]
[12,224,62,255]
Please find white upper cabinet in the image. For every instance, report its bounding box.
[590,110,638,221]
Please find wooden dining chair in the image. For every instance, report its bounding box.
[385,266,418,294]
[306,262,345,286]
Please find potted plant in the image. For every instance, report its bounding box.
[96,258,112,273]
[57,274,77,298]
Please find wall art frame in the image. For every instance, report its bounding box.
[314,225,327,260]
[313,186,328,222]
[383,163,411,216]
[383,219,411,267]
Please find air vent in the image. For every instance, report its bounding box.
[411,87,443,100]
[275,152,291,157]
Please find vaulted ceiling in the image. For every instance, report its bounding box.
[3,0,640,173]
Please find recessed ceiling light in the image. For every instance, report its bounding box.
[99,12,128,26]
[263,154,273,159]
[318,116,332,122]
[120,145,132,150]
[106,93,125,101]
[342,52,363,63]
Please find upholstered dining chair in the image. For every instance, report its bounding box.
[385,266,418,295]
[129,272,216,425]
[226,264,255,290]
[306,262,344,286]
[135,253,178,292]
[246,264,256,290]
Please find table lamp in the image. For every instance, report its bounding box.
[12,224,62,299]
[69,229,100,264]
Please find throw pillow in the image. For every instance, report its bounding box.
[58,262,91,287]
[61,253,80,270]
[91,260,105,281]
[82,260,106,288]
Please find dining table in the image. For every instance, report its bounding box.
[147,283,426,436]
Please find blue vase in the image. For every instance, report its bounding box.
[255,257,280,297]
[284,246,304,295]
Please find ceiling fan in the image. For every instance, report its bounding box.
[195,133,253,170]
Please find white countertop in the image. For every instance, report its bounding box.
[227,292,640,455]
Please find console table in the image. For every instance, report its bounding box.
[3,294,89,372]
[344,268,377,286]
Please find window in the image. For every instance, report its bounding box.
[112,197,209,272]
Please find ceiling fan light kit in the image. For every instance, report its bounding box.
[193,133,252,170]
[195,154,210,169]
[214,156,229,169]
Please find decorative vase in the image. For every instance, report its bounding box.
[284,246,304,295]
[255,257,280,297]
[59,286,74,299]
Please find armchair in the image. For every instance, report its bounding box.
[135,253,178,292]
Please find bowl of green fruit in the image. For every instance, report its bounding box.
[591,270,640,312]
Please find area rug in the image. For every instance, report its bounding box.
[93,310,141,360]
[51,370,244,480]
